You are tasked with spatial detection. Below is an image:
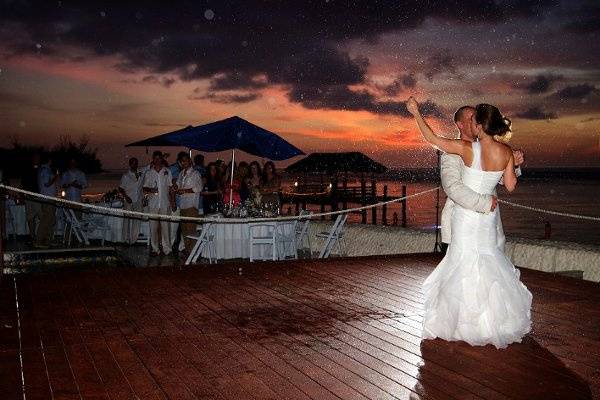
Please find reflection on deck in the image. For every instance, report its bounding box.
[0,254,597,399]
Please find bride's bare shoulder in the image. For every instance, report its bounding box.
[497,142,513,161]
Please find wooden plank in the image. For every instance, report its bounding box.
[0,254,598,399]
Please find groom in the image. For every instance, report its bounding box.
[440,106,524,254]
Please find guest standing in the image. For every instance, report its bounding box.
[223,162,242,206]
[118,157,143,244]
[170,152,187,253]
[193,154,206,214]
[200,162,222,214]
[247,161,262,191]
[61,158,88,203]
[175,154,202,254]
[21,153,41,243]
[260,161,282,207]
[143,151,174,256]
[238,162,250,203]
[36,154,59,248]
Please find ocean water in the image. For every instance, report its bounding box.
[82,172,600,247]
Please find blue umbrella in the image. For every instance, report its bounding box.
[127,116,305,205]
[126,116,304,160]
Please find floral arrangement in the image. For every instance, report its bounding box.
[220,187,280,218]
[101,189,121,204]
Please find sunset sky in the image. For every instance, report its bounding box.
[1,1,599,169]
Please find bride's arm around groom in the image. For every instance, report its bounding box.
[406,97,520,252]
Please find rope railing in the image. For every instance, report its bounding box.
[498,199,600,222]
[3,183,598,224]
[0,183,439,223]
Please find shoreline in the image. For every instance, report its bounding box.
[308,222,600,282]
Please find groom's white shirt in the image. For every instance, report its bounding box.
[440,152,506,252]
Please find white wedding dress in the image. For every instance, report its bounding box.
[422,141,532,349]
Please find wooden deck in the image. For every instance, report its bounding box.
[0,254,598,400]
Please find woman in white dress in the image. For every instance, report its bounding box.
[407,97,532,349]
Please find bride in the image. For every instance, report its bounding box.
[406,97,532,349]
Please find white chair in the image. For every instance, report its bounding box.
[275,220,298,260]
[317,214,348,259]
[184,222,217,265]
[63,208,90,246]
[5,202,17,240]
[135,220,151,247]
[295,210,313,257]
[81,211,111,246]
[64,209,110,247]
[248,222,278,262]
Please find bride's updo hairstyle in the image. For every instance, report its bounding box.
[474,103,512,137]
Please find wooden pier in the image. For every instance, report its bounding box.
[282,177,411,227]
[0,253,598,399]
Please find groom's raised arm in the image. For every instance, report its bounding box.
[441,153,493,213]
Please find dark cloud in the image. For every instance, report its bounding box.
[424,51,457,80]
[562,3,600,34]
[553,84,599,100]
[383,74,417,96]
[516,74,563,94]
[190,89,262,104]
[515,106,557,120]
[0,1,559,115]
[208,72,268,91]
[288,84,443,117]
[141,75,176,88]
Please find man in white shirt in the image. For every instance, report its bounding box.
[61,158,88,203]
[174,153,203,254]
[118,157,144,244]
[36,154,59,248]
[143,151,175,255]
[440,106,524,254]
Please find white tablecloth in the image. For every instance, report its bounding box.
[204,221,296,260]
[5,201,28,236]
[81,203,149,243]
[4,200,149,244]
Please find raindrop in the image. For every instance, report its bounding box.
[135,11,143,20]
[241,40,248,47]
[100,11,106,17]
[204,9,215,20]
[35,43,42,49]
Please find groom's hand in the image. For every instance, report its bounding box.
[406,96,419,116]
[490,196,498,212]
[513,149,524,166]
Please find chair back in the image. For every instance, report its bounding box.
[66,208,89,244]
[248,222,276,237]
[295,210,311,232]
[331,214,347,237]
[317,213,347,258]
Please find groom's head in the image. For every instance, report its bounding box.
[454,106,476,141]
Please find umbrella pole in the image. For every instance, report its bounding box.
[229,149,235,207]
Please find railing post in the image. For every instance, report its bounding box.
[361,178,367,224]
[320,182,325,218]
[342,177,348,211]
[371,177,377,225]
[330,177,338,221]
[401,184,407,228]
[382,185,388,226]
